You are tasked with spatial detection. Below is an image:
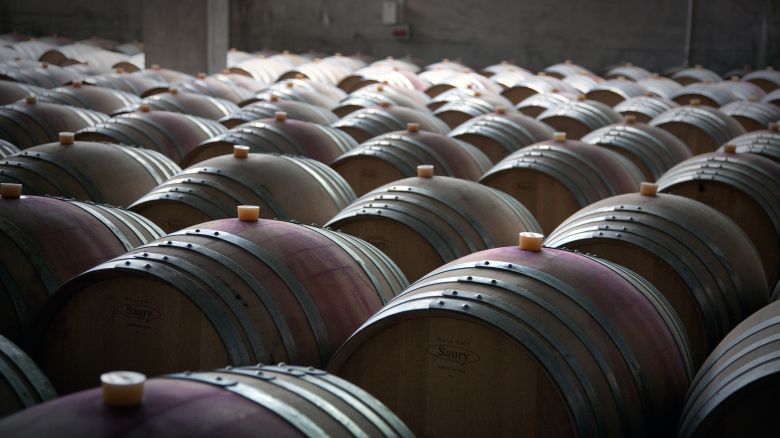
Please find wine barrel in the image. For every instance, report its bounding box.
[0,186,163,342]
[763,88,780,106]
[0,365,411,437]
[7,41,55,61]
[185,112,355,166]
[337,67,427,93]
[657,147,780,292]
[480,61,532,78]
[719,101,780,132]
[0,140,19,158]
[537,97,623,139]
[75,106,228,164]
[173,73,256,104]
[331,125,492,196]
[562,73,604,94]
[671,67,722,85]
[432,97,497,128]
[678,299,780,436]
[448,106,554,163]
[0,132,180,206]
[39,44,130,71]
[33,215,407,392]
[585,79,647,106]
[333,104,450,143]
[130,148,355,232]
[0,80,45,105]
[114,88,240,120]
[514,91,574,117]
[83,70,169,97]
[0,61,78,88]
[613,95,679,123]
[369,57,420,74]
[546,185,770,366]
[427,87,513,111]
[328,237,692,437]
[637,76,684,99]
[138,65,194,84]
[671,83,738,107]
[604,64,652,81]
[36,80,140,115]
[229,58,291,84]
[743,68,780,92]
[278,60,352,86]
[715,77,766,102]
[0,335,55,416]
[211,72,267,94]
[424,59,471,73]
[336,82,430,115]
[0,96,108,148]
[325,169,541,281]
[221,96,338,128]
[649,101,746,154]
[500,74,578,104]
[480,132,643,234]
[543,60,594,79]
[421,71,502,98]
[721,122,780,164]
[581,115,692,180]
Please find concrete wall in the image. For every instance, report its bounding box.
[2,0,778,73]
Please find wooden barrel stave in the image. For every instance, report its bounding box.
[650,105,746,155]
[0,100,109,148]
[613,95,679,123]
[0,335,55,417]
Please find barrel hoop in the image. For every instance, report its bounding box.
[186,166,290,219]
[0,217,60,295]
[330,230,408,297]
[0,264,29,336]
[282,156,355,209]
[102,260,251,364]
[385,185,495,249]
[170,228,331,364]
[127,251,267,361]
[114,144,168,185]
[223,367,370,437]
[371,294,600,435]
[118,114,186,159]
[19,150,104,202]
[0,335,56,402]
[0,159,72,196]
[67,201,135,251]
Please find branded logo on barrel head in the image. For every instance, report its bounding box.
[428,344,480,365]
[117,304,161,323]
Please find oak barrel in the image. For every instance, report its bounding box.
[325,171,541,281]
[678,300,780,436]
[537,97,623,139]
[0,80,45,105]
[581,116,692,180]
[0,365,411,437]
[0,96,108,148]
[0,140,19,159]
[33,217,407,392]
[448,106,554,162]
[480,132,643,234]
[657,148,780,293]
[328,240,692,437]
[130,148,355,232]
[221,96,338,128]
[649,102,746,155]
[333,104,450,143]
[185,113,355,166]
[75,106,228,164]
[331,125,492,196]
[719,101,780,132]
[584,78,646,106]
[742,68,780,92]
[0,189,163,342]
[720,122,780,164]
[114,88,240,120]
[613,95,679,123]
[37,80,140,115]
[546,187,770,366]
[0,133,180,206]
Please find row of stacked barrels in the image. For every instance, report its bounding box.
[0,33,779,436]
